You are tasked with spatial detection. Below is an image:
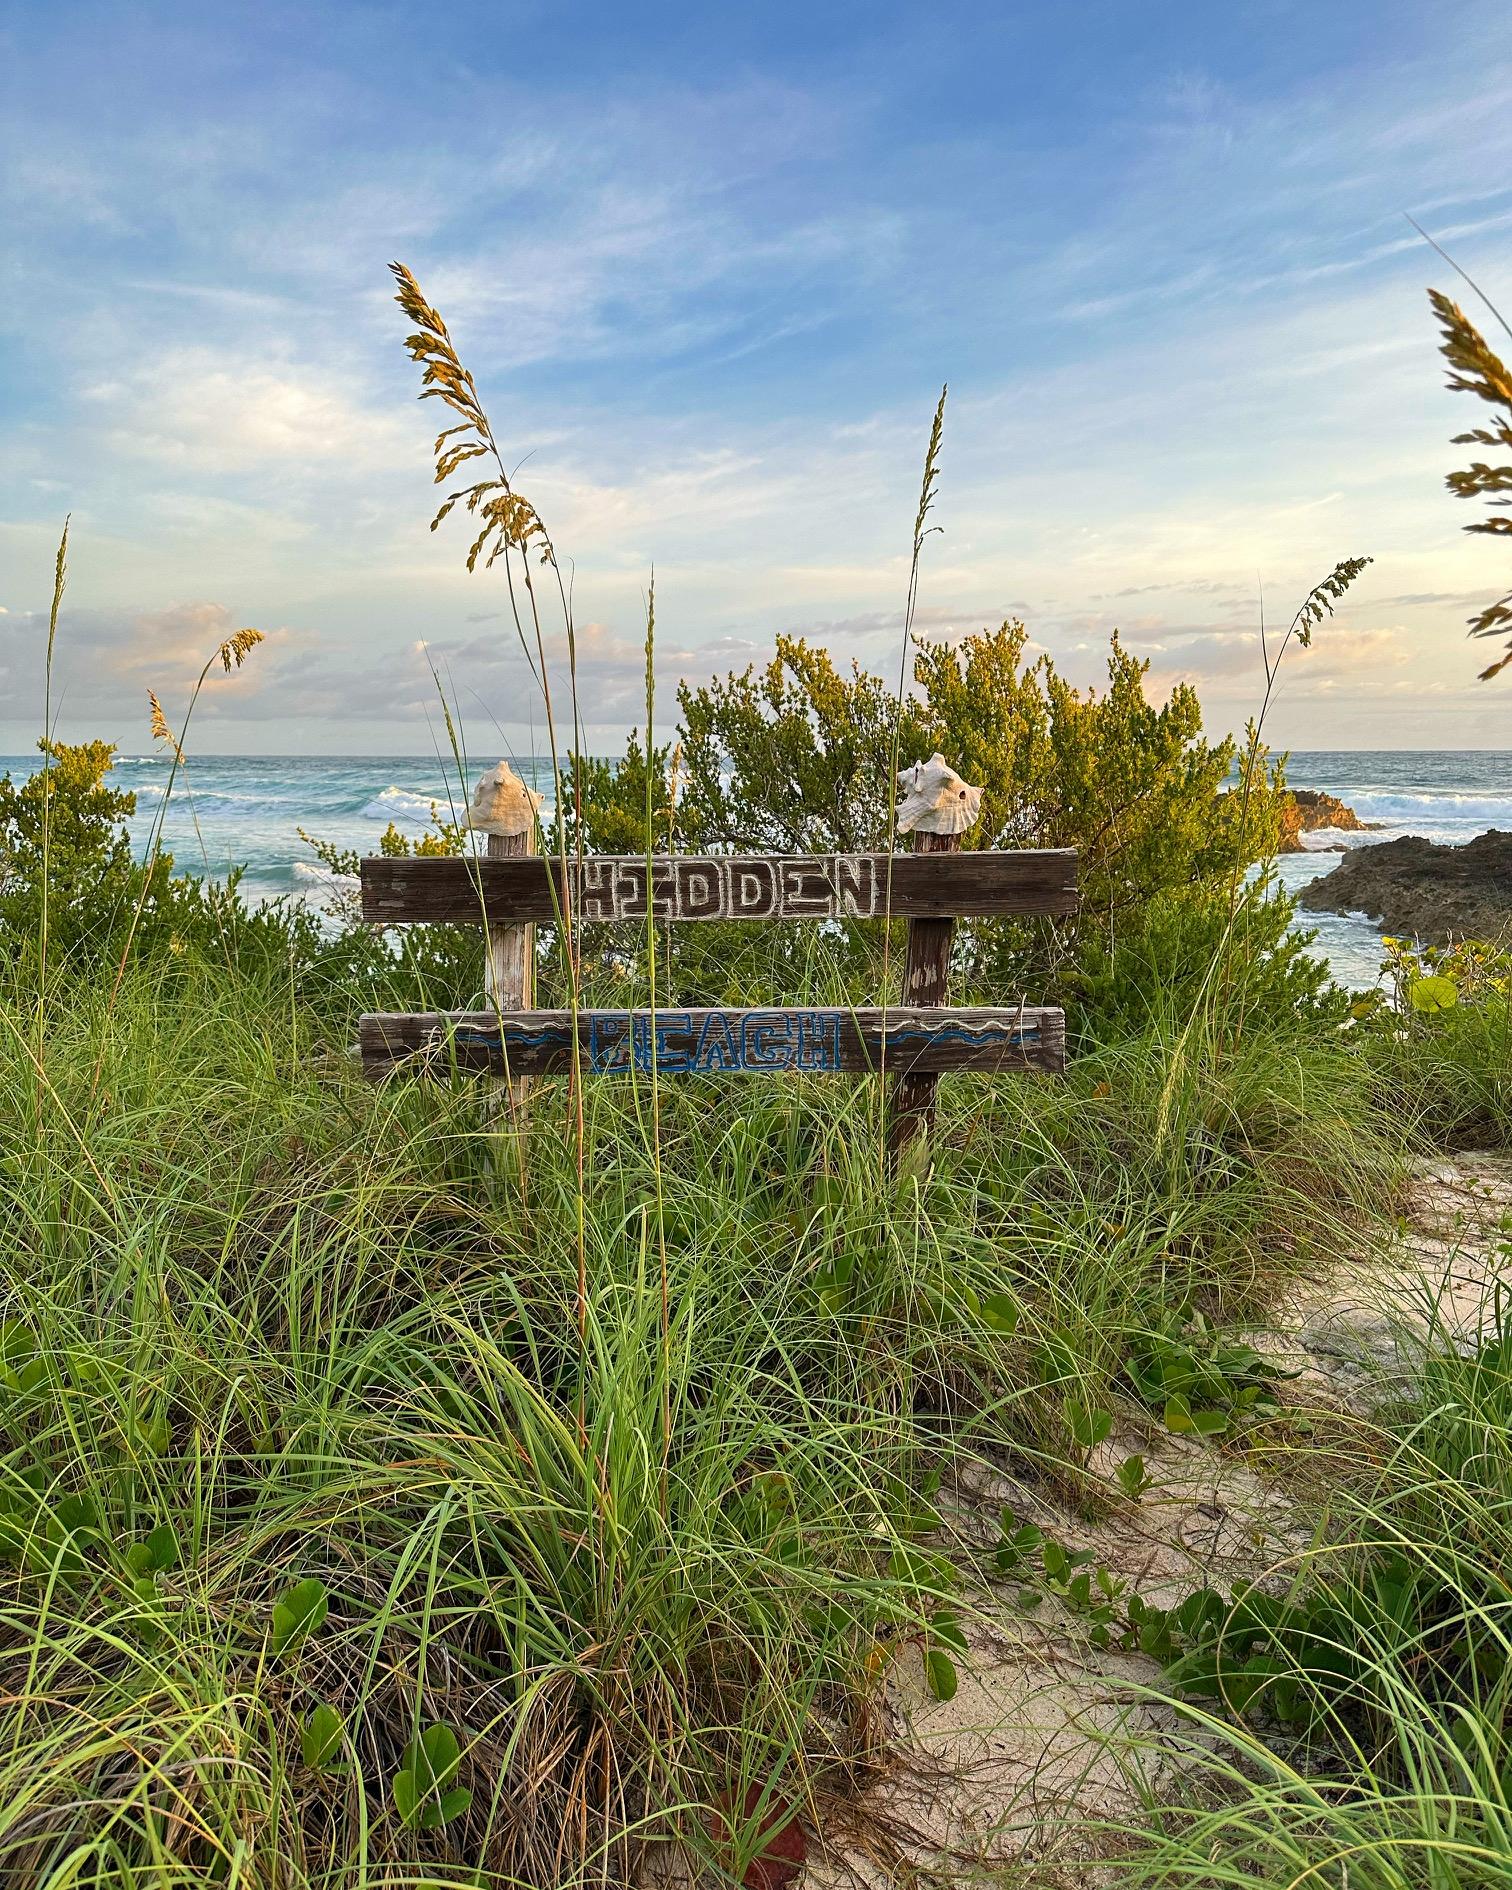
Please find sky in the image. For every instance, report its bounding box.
[2,0,1510,756]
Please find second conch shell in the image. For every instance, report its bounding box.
[896,753,983,835]
[467,761,543,837]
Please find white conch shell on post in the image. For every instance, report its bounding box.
[466,760,543,837]
[896,752,982,835]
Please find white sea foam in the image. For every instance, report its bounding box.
[132,785,285,813]
[1332,789,1512,826]
[361,785,441,823]
[1299,825,1428,851]
[291,861,359,898]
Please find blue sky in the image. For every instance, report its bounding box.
[2,0,1510,753]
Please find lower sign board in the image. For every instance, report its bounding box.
[359,1005,1066,1079]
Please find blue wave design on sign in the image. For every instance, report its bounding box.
[444,1011,1039,1073]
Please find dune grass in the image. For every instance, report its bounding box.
[1115,1257,1512,1890]
[3,259,1504,1890]
[0,944,1410,1888]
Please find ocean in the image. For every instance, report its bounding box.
[1271,751,1512,985]
[3,749,1508,990]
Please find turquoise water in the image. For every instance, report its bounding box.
[0,752,560,908]
[2,749,1508,989]
[1267,751,1512,987]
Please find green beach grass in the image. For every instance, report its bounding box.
[1,933,1483,1886]
[1,258,1509,1888]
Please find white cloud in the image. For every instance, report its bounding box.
[0,601,290,735]
[4,13,1512,750]
[86,353,411,473]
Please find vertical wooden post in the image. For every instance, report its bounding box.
[888,827,962,1163]
[485,826,534,1010]
[887,754,983,1168]
[467,761,542,1136]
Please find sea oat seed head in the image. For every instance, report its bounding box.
[391,260,558,572]
[148,689,186,763]
[218,627,265,672]
[1428,287,1512,678]
[1294,558,1372,649]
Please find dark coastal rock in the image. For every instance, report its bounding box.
[1297,828,1512,942]
[1277,788,1380,853]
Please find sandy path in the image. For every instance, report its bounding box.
[806,1152,1512,1886]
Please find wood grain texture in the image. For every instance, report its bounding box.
[483,829,533,1014]
[483,825,533,1129]
[890,827,962,1161]
[360,849,1079,925]
[359,1005,1067,1079]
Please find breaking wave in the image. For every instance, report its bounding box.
[360,785,442,823]
[1342,788,1512,826]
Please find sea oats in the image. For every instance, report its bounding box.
[46,518,68,678]
[1430,287,1512,679]
[218,627,265,672]
[390,261,553,571]
[1293,557,1373,649]
[147,689,185,763]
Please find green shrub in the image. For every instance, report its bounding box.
[1069,875,1347,1046]
[560,622,1302,1029]
[1365,938,1512,1147]
[0,739,160,959]
[0,738,320,982]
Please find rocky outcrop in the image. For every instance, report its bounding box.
[1297,828,1512,941]
[1278,788,1378,852]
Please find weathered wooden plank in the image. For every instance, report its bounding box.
[890,827,963,1161]
[483,815,534,1140]
[360,849,1079,925]
[359,1005,1067,1079]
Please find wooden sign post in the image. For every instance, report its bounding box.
[466,761,540,1146]
[888,754,983,1163]
[358,756,1078,1163]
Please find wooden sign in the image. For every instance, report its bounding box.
[357,755,1078,1163]
[360,848,1078,926]
[359,1005,1066,1079]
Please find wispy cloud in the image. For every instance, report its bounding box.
[2,1,1511,750]
[85,354,411,472]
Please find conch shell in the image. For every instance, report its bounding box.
[896,753,982,835]
[466,760,543,837]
